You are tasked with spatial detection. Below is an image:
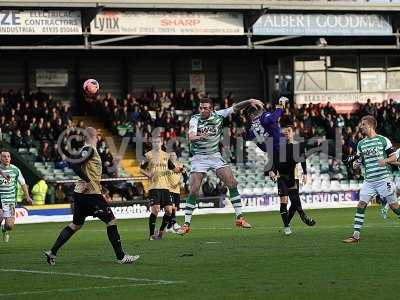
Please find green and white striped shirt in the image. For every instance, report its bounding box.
[0,164,26,204]
[356,135,393,182]
[189,108,234,156]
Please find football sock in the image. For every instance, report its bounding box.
[353,207,365,239]
[149,213,157,236]
[51,226,75,255]
[391,207,400,218]
[167,210,177,229]
[288,204,297,224]
[229,187,243,219]
[280,203,289,227]
[289,191,306,221]
[288,191,301,223]
[107,225,125,260]
[160,213,172,232]
[184,194,197,225]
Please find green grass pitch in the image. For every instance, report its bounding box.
[0,207,399,300]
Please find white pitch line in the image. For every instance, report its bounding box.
[0,283,166,297]
[0,268,180,285]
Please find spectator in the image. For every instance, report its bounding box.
[31,177,48,205]
[37,141,53,163]
[11,129,24,148]
[55,183,66,203]
[329,159,344,181]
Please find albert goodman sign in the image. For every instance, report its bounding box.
[253,14,392,36]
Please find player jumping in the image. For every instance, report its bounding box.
[343,116,400,243]
[178,97,264,235]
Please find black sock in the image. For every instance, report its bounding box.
[51,226,75,255]
[107,225,125,260]
[289,191,306,220]
[149,213,157,236]
[167,210,177,229]
[280,203,289,227]
[160,213,172,232]
[288,204,297,224]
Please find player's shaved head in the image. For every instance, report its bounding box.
[86,127,97,137]
[85,127,98,145]
[361,115,377,130]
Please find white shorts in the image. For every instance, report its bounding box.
[190,153,229,173]
[0,203,16,218]
[359,178,395,203]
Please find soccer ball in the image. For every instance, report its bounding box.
[83,79,99,96]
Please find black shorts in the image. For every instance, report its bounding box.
[170,192,181,208]
[148,189,172,208]
[72,192,115,226]
[277,177,299,197]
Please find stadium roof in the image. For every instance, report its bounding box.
[2,0,400,11]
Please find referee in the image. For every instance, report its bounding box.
[44,127,139,265]
[268,118,316,235]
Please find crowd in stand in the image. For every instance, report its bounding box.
[87,87,400,181]
[0,88,127,203]
[3,85,400,204]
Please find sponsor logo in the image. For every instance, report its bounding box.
[15,207,28,219]
[110,204,147,215]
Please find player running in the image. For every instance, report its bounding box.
[267,119,316,235]
[0,149,33,242]
[165,152,188,233]
[342,116,400,243]
[44,127,138,264]
[178,97,264,235]
[140,137,182,240]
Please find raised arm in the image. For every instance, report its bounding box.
[232,99,264,114]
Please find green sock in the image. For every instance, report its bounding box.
[229,187,243,219]
[392,207,400,217]
[184,194,197,225]
[353,207,366,239]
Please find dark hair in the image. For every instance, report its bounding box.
[280,115,294,128]
[361,115,377,130]
[244,105,258,117]
[200,98,213,106]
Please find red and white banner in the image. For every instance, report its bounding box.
[295,91,400,113]
[90,11,244,35]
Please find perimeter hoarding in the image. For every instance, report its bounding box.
[253,14,392,36]
[90,11,244,35]
[0,10,82,35]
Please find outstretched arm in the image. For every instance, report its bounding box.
[232,99,264,114]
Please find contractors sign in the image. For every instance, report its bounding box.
[0,10,82,35]
[90,11,244,35]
